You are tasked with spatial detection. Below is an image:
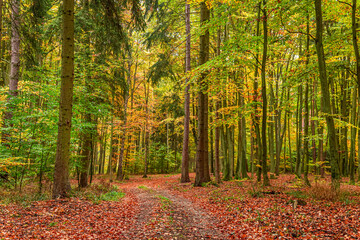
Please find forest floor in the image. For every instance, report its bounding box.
[1,173,360,239]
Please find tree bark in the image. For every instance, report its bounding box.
[351,0,360,182]
[2,0,20,143]
[253,2,262,183]
[181,2,191,183]
[79,113,92,188]
[53,0,74,198]
[260,0,270,186]
[314,0,341,190]
[194,1,210,186]
[304,15,311,187]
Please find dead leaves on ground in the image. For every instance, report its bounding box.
[1,174,360,239]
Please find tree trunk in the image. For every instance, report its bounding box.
[117,58,131,181]
[304,15,311,187]
[79,113,92,188]
[260,0,270,186]
[0,0,3,86]
[143,78,150,178]
[349,85,356,184]
[2,0,20,143]
[253,2,262,183]
[194,1,211,186]
[314,0,341,190]
[181,2,191,183]
[215,100,221,184]
[351,0,360,182]
[53,0,74,198]
[108,114,114,182]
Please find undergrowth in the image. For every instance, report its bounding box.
[74,181,125,204]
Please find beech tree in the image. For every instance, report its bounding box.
[194,1,211,187]
[181,1,191,183]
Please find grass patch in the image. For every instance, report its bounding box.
[248,185,263,198]
[156,195,172,210]
[73,182,125,204]
[138,185,149,190]
[0,191,51,207]
[307,183,338,201]
[99,191,125,201]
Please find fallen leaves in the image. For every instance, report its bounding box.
[1,174,360,239]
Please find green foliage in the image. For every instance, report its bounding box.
[156,195,172,210]
[286,190,308,199]
[99,191,125,201]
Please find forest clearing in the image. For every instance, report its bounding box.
[1,173,360,239]
[2,0,360,238]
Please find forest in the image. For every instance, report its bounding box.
[1,0,360,239]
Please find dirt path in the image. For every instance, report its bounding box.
[118,178,225,239]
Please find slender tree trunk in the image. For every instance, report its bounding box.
[108,114,114,182]
[295,71,303,176]
[0,0,3,86]
[269,83,275,174]
[237,89,249,179]
[117,59,131,181]
[79,113,92,188]
[53,0,74,198]
[143,79,150,178]
[311,81,318,175]
[304,15,311,187]
[351,0,360,182]
[261,0,270,186]
[181,2,191,183]
[253,2,262,183]
[215,100,221,184]
[349,85,356,184]
[314,0,341,190]
[194,1,211,186]
[2,0,20,142]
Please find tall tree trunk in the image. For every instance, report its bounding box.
[108,113,115,182]
[295,58,303,177]
[215,100,221,184]
[236,89,249,179]
[311,81,318,175]
[0,0,3,86]
[143,79,150,178]
[304,15,311,187]
[253,2,262,183]
[181,2,191,183]
[2,0,20,143]
[53,0,74,198]
[351,0,360,182]
[261,0,270,186]
[194,1,211,186]
[79,113,92,188]
[269,83,275,174]
[349,85,356,184]
[117,58,131,181]
[314,0,341,190]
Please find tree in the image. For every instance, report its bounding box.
[314,0,340,190]
[53,0,75,198]
[260,0,270,186]
[2,0,20,143]
[181,2,191,183]
[194,1,211,187]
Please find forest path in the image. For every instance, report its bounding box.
[117,174,225,239]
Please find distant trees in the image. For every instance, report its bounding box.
[1,0,360,194]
